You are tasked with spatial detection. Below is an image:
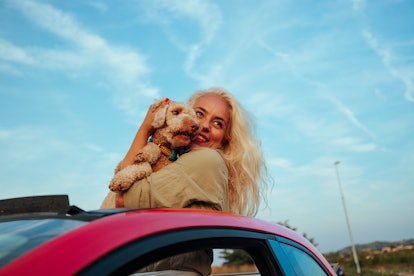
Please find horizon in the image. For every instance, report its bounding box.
[330,237,414,253]
[1,0,413,253]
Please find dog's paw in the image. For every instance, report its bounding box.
[109,163,153,192]
[135,143,161,164]
[109,176,131,192]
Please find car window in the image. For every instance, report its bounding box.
[79,228,282,276]
[278,242,328,276]
[128,249,259,276]
[0,218,86,267]
[212,249,258,275]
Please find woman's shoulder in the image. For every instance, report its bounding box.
[179,147,225,165]
[176,148,228,181]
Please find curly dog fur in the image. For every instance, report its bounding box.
[101,100,199,208]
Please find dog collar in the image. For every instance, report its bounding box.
[149,137,178,161]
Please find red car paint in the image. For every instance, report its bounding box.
[0,208,335,275]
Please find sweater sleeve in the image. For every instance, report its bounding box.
[123,147,229,212]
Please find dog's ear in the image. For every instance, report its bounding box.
[152,103,168,128]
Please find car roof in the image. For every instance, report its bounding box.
[1,207,332,275]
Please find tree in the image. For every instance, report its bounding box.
[277,220,318,247]
[220,220,318,265]
[220,249,254,265]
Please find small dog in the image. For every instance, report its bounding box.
[101,100,199,208]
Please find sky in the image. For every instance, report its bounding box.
[0,0,413,254]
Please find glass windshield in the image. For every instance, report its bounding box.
[0,218,86,267]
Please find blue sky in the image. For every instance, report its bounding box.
[1,0,413,254]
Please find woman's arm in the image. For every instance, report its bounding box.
[117,99,169,171]
[123,147,229,212]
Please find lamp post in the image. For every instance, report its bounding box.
[334,161,361,274]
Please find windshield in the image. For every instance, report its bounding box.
[0,218,86,267]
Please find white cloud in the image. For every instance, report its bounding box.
[87,1,108,13]
[11,1,103,48]
[0,129,13,140]
[0,126,72,161]
[362,30,414,103]
[138,0,222,84]
[6,0,159,117]
[0,39,35,65]
[245,91,296,118]
[332,136,376,152]
[0,62,22,75]
[0,125,118,206]
[373,88,387,101]
[269,157,293,169]
[83,143,104,153]
[12,0,149,81]
[328,95,376,139]
[146,0,222,43]
[352,0,366,12]
[257,39,301,78]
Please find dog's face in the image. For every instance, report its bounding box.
[153,101,199,148]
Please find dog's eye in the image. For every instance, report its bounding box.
[172,110,179,115]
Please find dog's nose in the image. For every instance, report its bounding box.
[192,124,199,132]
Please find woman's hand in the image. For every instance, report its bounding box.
[140,98,170,137]
[118,98,170,171]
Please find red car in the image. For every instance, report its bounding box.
[0,195,335,275]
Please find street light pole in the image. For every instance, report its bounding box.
[334,161,361,274]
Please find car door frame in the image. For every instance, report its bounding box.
[79,227,286,276]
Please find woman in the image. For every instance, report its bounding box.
[115,87,271,274]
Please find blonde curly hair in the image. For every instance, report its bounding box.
[188,87,271,217]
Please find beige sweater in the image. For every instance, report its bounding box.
[123,147,229,276]
[124,147,229,212]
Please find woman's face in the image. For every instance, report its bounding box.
[192,94,230,149]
